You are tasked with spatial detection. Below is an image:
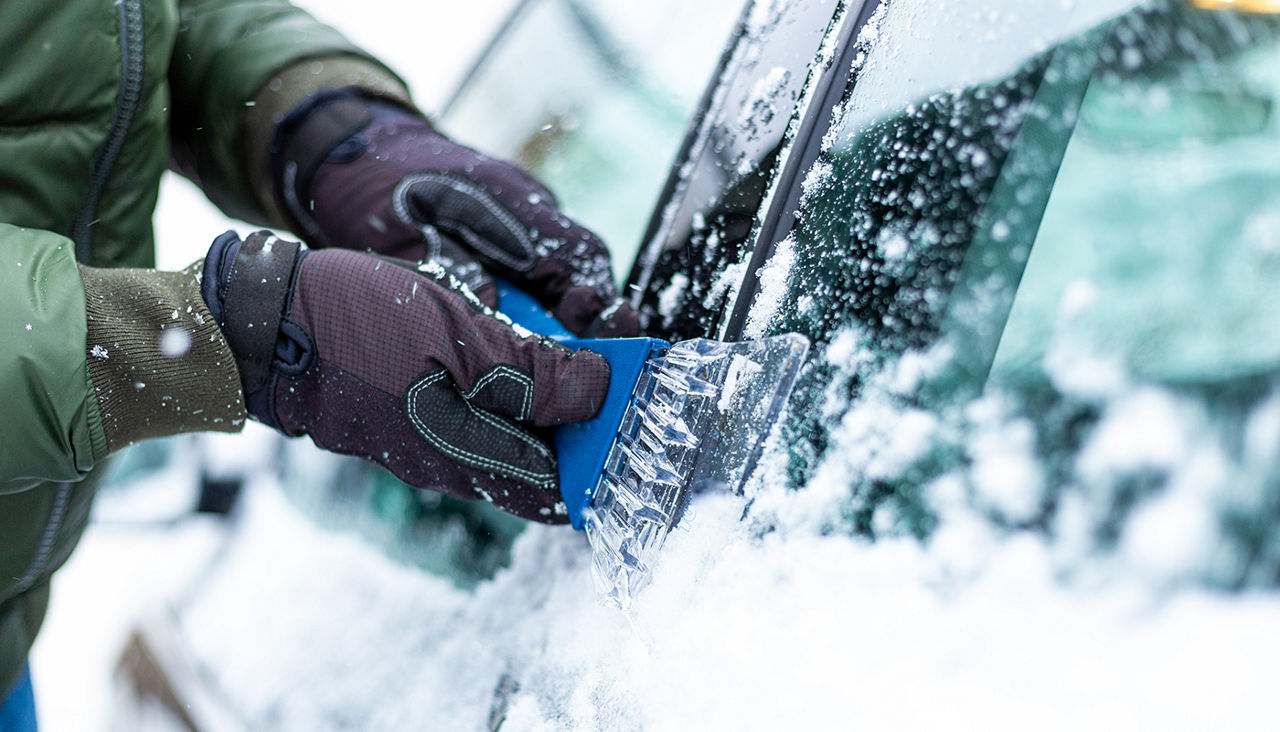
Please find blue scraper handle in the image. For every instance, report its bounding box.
[495,281,668,530]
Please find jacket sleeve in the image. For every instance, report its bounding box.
[169,0,410,226]
[0,224,103,494]
[0,224,248,494]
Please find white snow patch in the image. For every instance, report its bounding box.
[735,65,792,139]
[966,396,1045,524]
[717,355,762,414]
[877,226,910,262]
[656,272,690,324]
[706,259,749,314]
[1076,388,1193,483]
[143,477,1280,730]
[800,159,834,201]
[159,328,192,359]
[743,235,796,339]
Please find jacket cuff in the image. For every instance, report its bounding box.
[244,56,414,230]
[81,262,246,455]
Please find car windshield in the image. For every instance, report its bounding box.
[751,0,1280,574]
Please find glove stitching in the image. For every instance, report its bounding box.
[392,172,536,273]
[461,365,534,423]
[406,370,555,488]
[420,222,444,262]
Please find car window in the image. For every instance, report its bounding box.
[753,0,1280,566]
[629,0,854,341]
[440,0,744,282]
[992,12,1280,385]
[762,0,1140,364]
[768,0,1280,386]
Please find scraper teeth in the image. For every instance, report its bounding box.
[586,508,649,572]
[619,443,683,486]
[652,365,719,398]
[645,411,698,448]
[633,408,695,453]
[583,333,811,611]
[596,478,669,527]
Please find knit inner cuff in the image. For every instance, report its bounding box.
[81,261,247,454]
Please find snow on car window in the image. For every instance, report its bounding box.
[835,0,1143,140]
[631,0,851,341]
[760,0,1280,590]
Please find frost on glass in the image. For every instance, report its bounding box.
[763,0,1280,586]
[768,1,1094,524]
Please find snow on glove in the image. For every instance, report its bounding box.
[270,89,639,338]
[201,230,611,523]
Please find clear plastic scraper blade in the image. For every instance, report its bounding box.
[585,333,810,609]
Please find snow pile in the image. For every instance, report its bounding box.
[168,332,1280,729]
[174,476,1280,730]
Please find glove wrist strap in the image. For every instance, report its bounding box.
[217,233,302,396]
[270,90,375,244]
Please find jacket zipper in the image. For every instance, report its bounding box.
[1,0,147,606]
[73,0,146,264]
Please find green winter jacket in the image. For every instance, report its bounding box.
[0,0,409,693]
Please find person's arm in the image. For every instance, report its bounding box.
[168,0,411,227]
[0,223,243,494]
[2,220,609,521]
[1,224,101,493]
[169,1,638,336]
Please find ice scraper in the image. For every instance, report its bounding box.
[496,282,809,608]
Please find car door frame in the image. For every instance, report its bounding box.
[624,0,888,342]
